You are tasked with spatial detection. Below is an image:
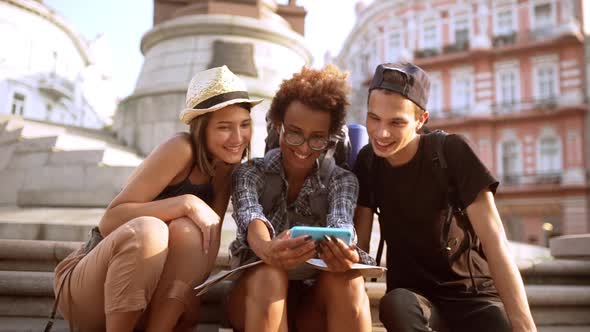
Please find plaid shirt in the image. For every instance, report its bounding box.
[229,149,375,265]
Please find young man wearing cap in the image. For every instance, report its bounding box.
[353,62,536,332]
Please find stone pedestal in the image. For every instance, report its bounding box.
[114,14,312,157]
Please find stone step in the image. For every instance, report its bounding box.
[0,317,223,332]
[1,269,590,326]
[0,296,227,322]
[551,234,590,258]
[17,189,121,207]
[17,164,134,192]
[367,281,590,307]
[0,126,22,145]
[0,239,232,271]
[0,222,94,241]
[538,327,590,332]
[0,271,231,302]
[0,143,15,171]
[14,136,58,153]
[0,238,580,282]
[0,121,7,135]
[521,259,590,285]
[48,150,106,166]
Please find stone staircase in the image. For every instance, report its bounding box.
[0,115,143,207]
[0,234,587,331]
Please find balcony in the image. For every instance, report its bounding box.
[492,32,517,47]
[492,21,582,48]
[501,172,562,186]
[492,98,559,116]
[414,48,439,59]
[426,97,576,124]
[38,73,75,101]
[443,41,470,54]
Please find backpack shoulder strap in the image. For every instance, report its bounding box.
[363,145,378,211]
[260,150,284,216]
[430,130,450,192]
[309,156,336,222]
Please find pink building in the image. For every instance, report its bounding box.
[336,0,590,245]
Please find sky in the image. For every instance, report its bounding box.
[43,0,372,100]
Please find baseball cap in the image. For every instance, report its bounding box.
[369,62,430,111]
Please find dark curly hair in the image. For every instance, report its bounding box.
[267,65,350,135]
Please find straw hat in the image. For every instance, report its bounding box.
[179,65,263,124]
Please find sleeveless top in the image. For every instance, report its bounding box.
[155,136,213,203]
[154,176,213,204]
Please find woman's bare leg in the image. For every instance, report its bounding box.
[227,263,289,332]
[305,270,372,332]
[144,217,221,332]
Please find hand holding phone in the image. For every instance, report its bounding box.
[290,226,353,245]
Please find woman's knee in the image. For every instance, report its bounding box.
[126,216,169,255]
[245,264,289,301]
[168,218,208,248]
[317,270,366,299]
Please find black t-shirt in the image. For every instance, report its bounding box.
[354,132,499,297]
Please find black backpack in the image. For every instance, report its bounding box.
[368,130,488,291]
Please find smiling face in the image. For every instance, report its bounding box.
[205,104,252,164]
[279,100,331,172]
[366,89,428,166]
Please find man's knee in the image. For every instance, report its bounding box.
[379,288,424,330]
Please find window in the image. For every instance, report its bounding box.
[387,30,403,60]
[533,3,553,29]
[538,136,561,174]
[497,68,519,106]
[11,93,25,115]
[454,17,470,46]
[496,9,514,35]
[503,215,524,241]
[502,141,520,183]
[427,78,442,115]
[423,24,438,49]
[46,104,53,121]
[534,63,558,100]
[369,39,379,72]
[452,74,473,112]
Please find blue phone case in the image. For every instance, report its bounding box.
[290,226,353,245]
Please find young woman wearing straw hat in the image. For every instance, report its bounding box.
[51,66,261,332]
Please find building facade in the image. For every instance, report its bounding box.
[0,0,114,129]
[337,0,590,244]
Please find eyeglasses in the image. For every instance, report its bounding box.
[280,125,330,151]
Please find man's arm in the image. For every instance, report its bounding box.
[466,190,536,332]
[354,206,374,253]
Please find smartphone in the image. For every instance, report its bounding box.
[290,226,353,245]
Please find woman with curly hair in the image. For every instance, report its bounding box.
[226,65,373,332]
[51,66,259,332]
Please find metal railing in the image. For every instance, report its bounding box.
[38,73,75,100]
[501,172,562,186]
[411,21,581,60]
[427,97,567,120]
